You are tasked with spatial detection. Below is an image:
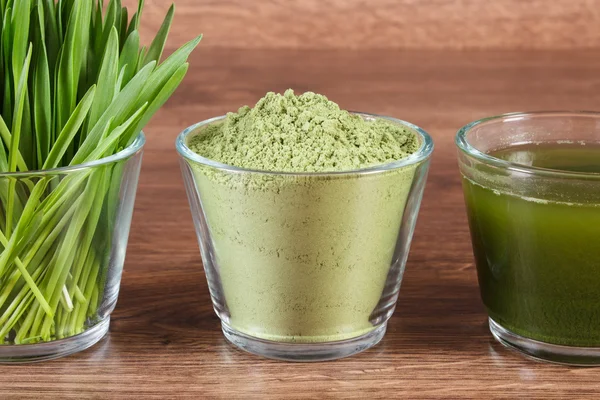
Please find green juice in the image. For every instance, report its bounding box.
[463,143,600,346]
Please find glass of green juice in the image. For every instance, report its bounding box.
[456,111,600,365]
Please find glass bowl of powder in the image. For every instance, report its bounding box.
[176,90,434,361]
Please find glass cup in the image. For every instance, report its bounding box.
[177,113,433,361]
[0,133,145,362]
[457,112,600,365]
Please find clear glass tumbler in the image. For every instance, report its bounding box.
[457,112,600,365]
[0,133,145,362]
[178,113,433,361]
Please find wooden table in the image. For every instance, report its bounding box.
[2,48,600,398]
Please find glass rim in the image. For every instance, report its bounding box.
[456,111,600,179]
[175,112,434,176]
[0,132,146,178]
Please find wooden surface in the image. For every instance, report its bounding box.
[3,45,600,398]
[124,0,600,49]
[2,47,600,398]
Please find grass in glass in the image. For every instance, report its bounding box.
[0,134,144,361]
[0,0,200,361]
[178,113,433,361]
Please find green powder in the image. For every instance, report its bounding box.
[188,89,418,172]
[187,90,423,343]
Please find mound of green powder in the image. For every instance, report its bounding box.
[188,89,419,172]
[185,90,428,344]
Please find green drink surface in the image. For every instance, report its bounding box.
[463,143,600,346]
[492,143,600,174]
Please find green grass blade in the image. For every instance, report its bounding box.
[41,0,60,82]
[0,125,8,172]
[141,4,173,67]
[58,0,75,36]
[5,45,32,239]
[119,6,128,48]
[136,46,146,73]
[2,7,13,125]
[118,30,139,87]
[0,115,27,172]
[19,93,34,169]
[126,0,144,34]
[92,0,103,53]
[34,0,45,42]
[115,66,125,93]
[43,85,96,169]
[55,0,92,134]
[33,41,52,169]
[135,36,201,111]
[8,45,32,172]
[86,27,118,136]
[126,11,138,37]
[98,0,121,58]
[75,253,99,329]
[136,0,144,25]
[10,0,31,90]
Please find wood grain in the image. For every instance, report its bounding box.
[2,48,600,398]
[123,0,600,49]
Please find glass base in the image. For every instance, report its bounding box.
[222,322,387,362]
[489,317,600,366]
[0,318,109,364]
